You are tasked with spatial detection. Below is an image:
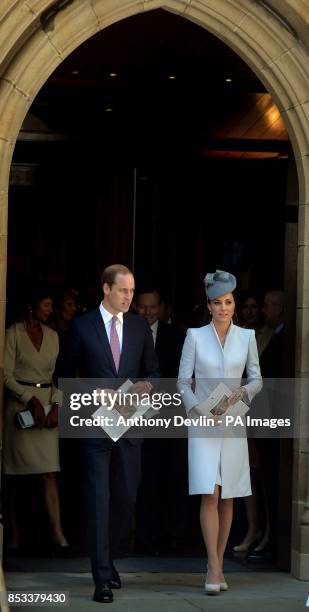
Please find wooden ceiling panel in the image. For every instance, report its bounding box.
[261,116,288,140]
[224,94,273,138]
[28,10,290,160]
[212,94,288,142]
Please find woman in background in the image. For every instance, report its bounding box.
[3,287,69,551]
[50,288,78,337]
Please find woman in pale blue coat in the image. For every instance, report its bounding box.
[178,270,262,595]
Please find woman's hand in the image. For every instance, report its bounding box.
[45,403,59,428]
[227,387,246,407]
[27,396,45,428]
[212,413,224,426]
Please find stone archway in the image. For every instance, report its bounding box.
[0,0,308,578]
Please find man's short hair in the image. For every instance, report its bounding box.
[135,287,162,303]
[101,264,133,288]
[265,289,284,308]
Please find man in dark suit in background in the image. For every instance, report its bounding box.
[58,265,159,603]
[250,289,285,563]
[134,288,183,377]
[134,288,187,553]
[260,289,284,377]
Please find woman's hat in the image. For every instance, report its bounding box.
[204,270,237,300]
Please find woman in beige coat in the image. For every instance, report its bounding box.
[3,287,69,550]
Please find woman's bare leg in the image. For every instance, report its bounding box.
[200,486,221,583]
[42,473,68,546]
[217,491,233,581]
[234,472,261,550]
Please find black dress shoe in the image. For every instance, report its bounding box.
[93,584,113,603]
[109,568,121,589]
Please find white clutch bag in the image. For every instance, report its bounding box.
[15,404,52,429]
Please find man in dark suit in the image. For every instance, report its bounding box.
[134,288,187,553]
[251,289,284,563]
[134,288,183,377]
[260,289,284,378]
[58,265,159,603]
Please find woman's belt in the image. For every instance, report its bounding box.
[16,380,52,388]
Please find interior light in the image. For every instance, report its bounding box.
[109,73,117,77]
[225,78,232,83]
[168,75,176,80]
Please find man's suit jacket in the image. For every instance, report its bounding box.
[58,308,159,381]
[155,320,184,378]
[259,327,284,378]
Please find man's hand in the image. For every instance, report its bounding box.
[129,381,153,396]
[45,403,59,428]
[95,388,118,407]
[27,396,45,429]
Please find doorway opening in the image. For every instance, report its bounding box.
[5,9,296,571]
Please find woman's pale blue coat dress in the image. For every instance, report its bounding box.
[178,321,262,499]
